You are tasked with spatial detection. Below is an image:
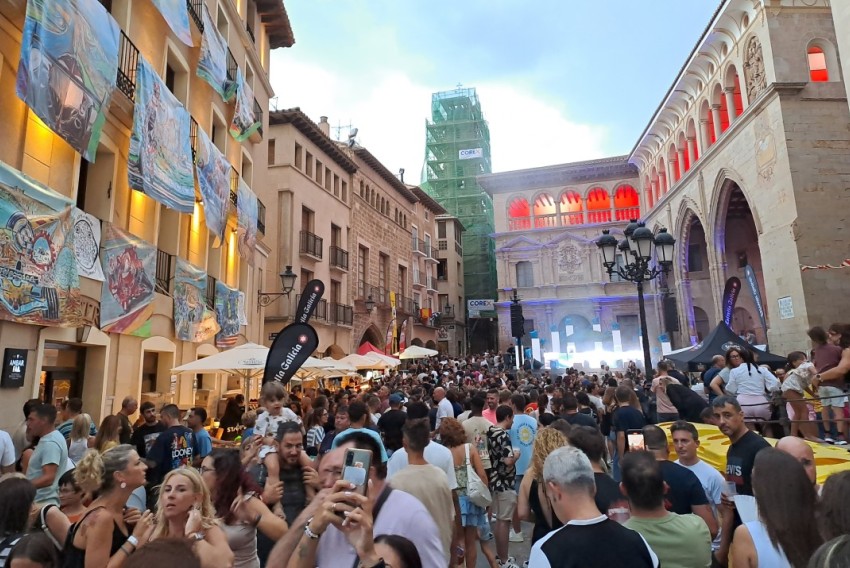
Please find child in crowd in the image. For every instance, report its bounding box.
[782,351,821,442]
[57,470,87,523]
[255,381,302,516]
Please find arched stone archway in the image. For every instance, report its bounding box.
[693,306,711,341]
[411,338,424,347]
[359,326,384,351]
[324,344,346,359]
[425,340,437,350]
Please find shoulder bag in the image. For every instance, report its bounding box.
[465,443,492,508]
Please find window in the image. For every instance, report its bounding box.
[341,181,347,202]
[437,259,447,280]
[164,46,189,106]
[301,207,314,232]
[241,153,253,186]
[300,269,313,287]
[325,168,332,191]
[212,110,227,154]
[358,246,369,289]
[315,160,323,185]
[688,244,703,272]
[216,7,228,40]
[331,225,341,248]
[378,254,388,290]
[305,152,313,177]
[359,180,365,198]
[398,265,407,293]
[267,139,276,165]
[330,280,341,305]
[516,261,534,288]
[294,143,303,169]
[438,221,446,239]
[808,46,829,82]
[333,174,339,197]
[75,145,115,221]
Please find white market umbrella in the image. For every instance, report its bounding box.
[398,345,439,360]
[364,351,401,368]
[172,342,269,379]
[339,353,389,370]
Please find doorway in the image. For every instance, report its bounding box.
[40,343,87,406]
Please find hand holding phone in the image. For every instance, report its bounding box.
[627,431,645,452]
[342,448,372,497]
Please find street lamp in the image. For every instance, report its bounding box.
[364,295,376,314]
[257,266,298,307]
[596,221,675,376]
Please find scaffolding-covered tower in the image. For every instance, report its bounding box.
[422,88,497,320]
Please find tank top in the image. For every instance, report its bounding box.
[62,507,128,568]
[744,520,791,568]
[221,522,260,568]
[68,439,88,464]
[529,479,563,544]
[453,444,470,494]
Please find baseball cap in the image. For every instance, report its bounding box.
[389,393,403,404]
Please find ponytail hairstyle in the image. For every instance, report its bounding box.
[785,351,807,372]
[74,444,137,495]
[70,413,91,443]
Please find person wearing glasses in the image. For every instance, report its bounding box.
[723,347,780,427]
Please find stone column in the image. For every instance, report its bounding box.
[659,171,668,195]
[711,105,723,140]
[651,179,659,203]
[699,119,710,151]
[677,148,687,179]
[724,89,738,122]
[686,136,697,165]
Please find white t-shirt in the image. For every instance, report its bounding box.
[386,442,458,490]
[0,430,15,469]
[676,458,724,551]
[435,398,454,430]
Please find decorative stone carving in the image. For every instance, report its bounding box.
[754,112,776,184]
[557,243,583,282]
[744,36,767,101]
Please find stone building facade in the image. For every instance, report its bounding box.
[0,0,291,429]
[435,215,466,357]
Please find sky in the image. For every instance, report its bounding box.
[269,1,720,177]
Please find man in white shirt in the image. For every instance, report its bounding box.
[433,387,454,433]
[387,403,458,490]
[0,430,15,473]
[671,420,723,554]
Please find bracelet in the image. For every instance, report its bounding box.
[190,531,206,542]
[126,535,139,548]
[118,545,132,557]
[303,518,322,539]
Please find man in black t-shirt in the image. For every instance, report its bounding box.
[377,394,407,453]
[528,446,659,567]
[146,404,198,487]
[129,401,166,459]
[561,394,599,429]
[612,386,646,480]
[567,426,630,522]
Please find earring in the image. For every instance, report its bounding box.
[120,482,127,489]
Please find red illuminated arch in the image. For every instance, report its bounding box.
[507,196,530,230]
[586,188,611,223]
[559,190,583,225]
[533,193,557,228]
[614,185,640,221]
[808,46,829,82]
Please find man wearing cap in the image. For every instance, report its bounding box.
[378,394,407,455]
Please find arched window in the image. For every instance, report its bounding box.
[559,190,583,225]
[533,193,557,228]
[614,185,640,221]
[507,197,530,230]
[516,261,534,288]
[808,46,829,82]
[586,188,611,223]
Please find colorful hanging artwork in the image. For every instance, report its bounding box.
[128,58,194,214]
[237,291,248,326]
[194,127,230,244]
[150,0,193,46]
[99,223,155,336]
[71,208,104,281]
[173,258,219,342]
[197,3,235,101]
[229,68,261,142]
[215,280,241,348]
[0,163,81,327]
[236,177,257,267]
[16,0,119,162]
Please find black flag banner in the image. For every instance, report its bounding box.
[263,322,319,386]
[721,277,741,327]
[295,280,325,324]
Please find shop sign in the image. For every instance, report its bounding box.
[1,348,27,388]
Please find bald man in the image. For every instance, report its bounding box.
[776,436,817,488]
[433,387,453,433]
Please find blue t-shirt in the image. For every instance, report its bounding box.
[194,428,212,460]
[510,414,537,476]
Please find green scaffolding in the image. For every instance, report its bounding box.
[421,88,497,305]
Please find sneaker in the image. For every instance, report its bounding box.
[509,528,524,542]
[522,562,529,568]
[836,439,848,446]
[498,557,520,568]
[825,437,836,444]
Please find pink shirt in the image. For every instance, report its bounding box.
[482,408,497,424]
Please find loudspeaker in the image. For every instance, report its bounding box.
[510,304,524,338]
[664,296,680,332]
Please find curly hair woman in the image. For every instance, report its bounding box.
[517,427,568,544]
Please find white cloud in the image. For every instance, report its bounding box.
[268,55,609,179]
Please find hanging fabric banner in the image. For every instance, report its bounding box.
[174,258,219,342]
[194,127,230,243]
[237,291,248,325]
[215,280,241,348]
[743,265,768,342]
[16,0,119,162]
[384,319,393,356]
[229,69,261,142]
[71,208,105,282]
[0,165,81,327]
[197,3,235,101]
[99,223,155,336]
[236,177,257,267]
[399,318,409,352]
[150,0,193,46]
[128,58,194,213]
[720,277,742,327]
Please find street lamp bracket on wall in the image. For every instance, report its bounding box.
[257,266,298,308]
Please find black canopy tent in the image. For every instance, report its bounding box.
[665,322,787,371]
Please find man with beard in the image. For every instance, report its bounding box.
[130,401,166,459]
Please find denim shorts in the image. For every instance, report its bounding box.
[819,385,848,408]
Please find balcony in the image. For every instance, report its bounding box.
[155,249,173,295]
[189,117,199,160]
[426,245,439,263]
[330,303,354,326]
[426,276,437,292]
[229,168,239,208]
[257,200,266,235]
[413,238,428,257]
[295,295,327,321]
[396,294,417,316]
[329,245,349,271]
[253,98,263,137]
[412,272,425,289]
[246,22,255,43]
[205,275,217,310]
[187,0,204,31]
[226,48,238,84]
[116,31,139,101]
[299,231,323,259]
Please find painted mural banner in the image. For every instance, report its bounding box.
[16,0,119,162]
[0,164,81,327]
[99,223,155,336]
[229,69,261,142]
[71,208,105,281]
[150,0,193,46]
[128,58,195,214]
[173,258,219,342]
[196,3,235,101]
[721,277,741,327]
[215,280,241,348]
[194,127,230,244]
[236,177,257,267]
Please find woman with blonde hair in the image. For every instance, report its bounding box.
[150,468,233,568]
[517,427,568,544]
[65,444,154,567]
[69,414,93,464]
[93,416,122,454]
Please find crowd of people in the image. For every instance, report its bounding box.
[0,322,848,567]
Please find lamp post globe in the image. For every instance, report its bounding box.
[631,223,655,260]
[624,219,641,252]
[596,230,619,268]
[279,266,297,295]
[654,228,676,267]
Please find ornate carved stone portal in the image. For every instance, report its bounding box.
[744,36,767,101]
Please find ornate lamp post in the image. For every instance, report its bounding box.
[596,221,675,375]
[257,266,298,308]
